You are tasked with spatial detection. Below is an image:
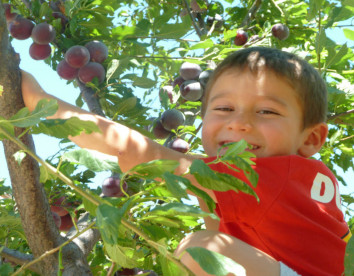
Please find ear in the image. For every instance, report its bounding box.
[298,123,328,158]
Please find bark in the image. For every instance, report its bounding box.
[0,5,93,275]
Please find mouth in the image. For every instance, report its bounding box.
[219,141,260,151]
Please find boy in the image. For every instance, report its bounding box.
[21,47,350,275]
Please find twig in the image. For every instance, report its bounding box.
[328,109,354,120]
[182,0,203,38]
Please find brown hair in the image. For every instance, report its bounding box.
[201,47,328,128]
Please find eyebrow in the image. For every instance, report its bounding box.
[209,91,289,107]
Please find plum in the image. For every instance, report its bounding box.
[29,43,51,60]
[59,213,76,232]
[84,40,108,63]
[168,138,190,153]
[179,62,202,80]
[160,109,185,131]
[180,80,203,101]
[152,119,172,139]
[78,62,105,84]
[102,176,128,197]
[8,17,34,40]
[64,45,90,68]
[234,30,248,46]
[198,69,213,88]
[31,22,56,44]
[57,59,79,80]
[272,23,289,40]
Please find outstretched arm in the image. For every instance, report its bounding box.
[20,71,204,184]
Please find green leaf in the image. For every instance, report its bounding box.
[0,117,15,139]
[128,159,180,179]
[106,59,120,83]
[162,172,189,200]
[31,117,100,138]
[315,29,326,55]
[343,29,354,41]
[62,149,120,173]
[326,44,348,69]
[344,235,354,276]
[149,202,218,220]
[96,202,129,245]
[9,99,58,127]
[185,247,246,276]
[218,140,248,159]
[0,263,14,275]
[132,77,156,89]
[115,97,137,115]
[159,254,185,276]
[105,243,144,269]
[190,159,258,200]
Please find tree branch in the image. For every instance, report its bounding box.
[76,79,105,116]
[240,0,263,28]
[328,109,354,121]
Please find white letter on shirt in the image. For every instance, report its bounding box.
[311,173,334,203]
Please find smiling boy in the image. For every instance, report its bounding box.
[21,47,350,276]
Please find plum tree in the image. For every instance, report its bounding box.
[84,40,108,63]
[271,23,289,40]
[78,62,105,84]
[64,45,90,68]
[179,62,202,80]
[151,119,172,139]
[180,80,203,101]
[56,59,79,80]
[167,138,190,153]
[29,43,51,60]
[160,109,185,131]
[102,176,128,197]
[234,30,248,46]
[31,22,56,45]
[8,16,34,40]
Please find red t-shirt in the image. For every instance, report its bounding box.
[202,155,351,276]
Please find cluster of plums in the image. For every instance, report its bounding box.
[151,62,214,153]
[4,3,56,60]
[56,41,108,84]
[3,3,108,85]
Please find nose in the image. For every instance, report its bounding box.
[226,112,252,132]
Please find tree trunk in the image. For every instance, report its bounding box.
[0,5,93,275]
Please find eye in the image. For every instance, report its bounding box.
[214,107,233,112]
[257,109,279,115]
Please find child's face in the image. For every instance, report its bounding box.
[202,68,310,158]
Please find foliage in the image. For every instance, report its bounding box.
[0,0,353,275]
